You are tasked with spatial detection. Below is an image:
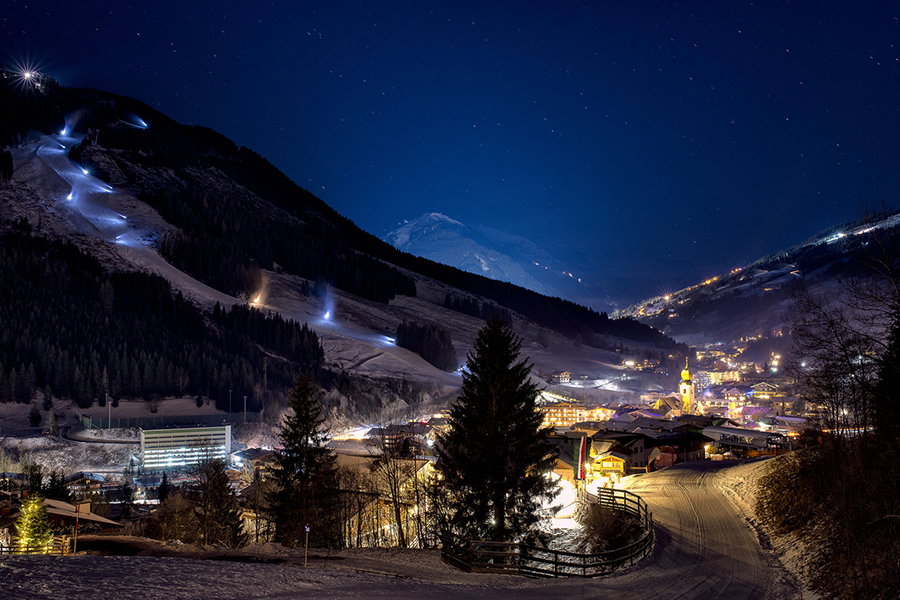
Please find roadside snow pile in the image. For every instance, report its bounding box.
[716,459,818,600]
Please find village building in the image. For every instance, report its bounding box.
[140,425,232,472]
[541,401,616,428]
[551,371,572,384]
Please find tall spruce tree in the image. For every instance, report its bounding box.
[192,457,247,548]
[268,372,339,547]
[158,471,171,502]
[28,403,41,427]
[436,316,558,541]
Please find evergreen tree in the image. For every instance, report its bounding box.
[26,463,44,495]
[874,318,900,443]
[158,471,171,502]
[121,468,134,518]
[435,317,559,541]
[268,372,339,548]
[42,386,52,411]
[43,470,70,502]
[192,457,247,548]
[28,403,41,427]
[15,494,54,553]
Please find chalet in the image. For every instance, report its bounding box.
[750,381,781,400]
[0,492,123,549]
[590,433,653,470]
[65,472,107,497]
[41,498,123,532]
[593,451,630,483]
[552,371,572,384]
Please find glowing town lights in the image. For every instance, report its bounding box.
[23,71,32,79]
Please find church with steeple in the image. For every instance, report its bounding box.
[679,358,695,414]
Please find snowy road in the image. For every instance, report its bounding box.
[0,462,787,599]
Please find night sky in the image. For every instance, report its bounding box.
[4,2,899,302]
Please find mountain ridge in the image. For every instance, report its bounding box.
[0,78,684,416]
[384,212,615,311]
[621,211,900,344]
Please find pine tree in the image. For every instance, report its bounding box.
[28,403,41,427]
[42,386,53,411]
[158,471,171,502]
[268,372,338,548]
[192,457,247,548]
[435,316,559,541]
[15,494,54,553]
[121,468,134,518]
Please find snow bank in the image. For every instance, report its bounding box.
[715,459,819,600]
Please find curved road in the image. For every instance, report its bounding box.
[439,461,773,599]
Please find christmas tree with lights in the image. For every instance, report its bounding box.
[15,494,54,553]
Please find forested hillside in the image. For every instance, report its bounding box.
[0,221,322,411]
[1,77,677,363]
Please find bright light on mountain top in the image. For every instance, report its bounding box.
[60,127,67,135]
[324,311,331,320]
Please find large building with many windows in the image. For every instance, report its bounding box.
[140,425,232,472]
[541,402,616,428]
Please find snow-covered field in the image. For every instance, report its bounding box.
[0,461,815,599]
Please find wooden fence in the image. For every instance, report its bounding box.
[0,536,69,555]
[441,488,654,578]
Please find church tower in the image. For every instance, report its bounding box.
[679,358,695,414]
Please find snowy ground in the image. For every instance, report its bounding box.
[715,459,818,600]
[0,461,814,599]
